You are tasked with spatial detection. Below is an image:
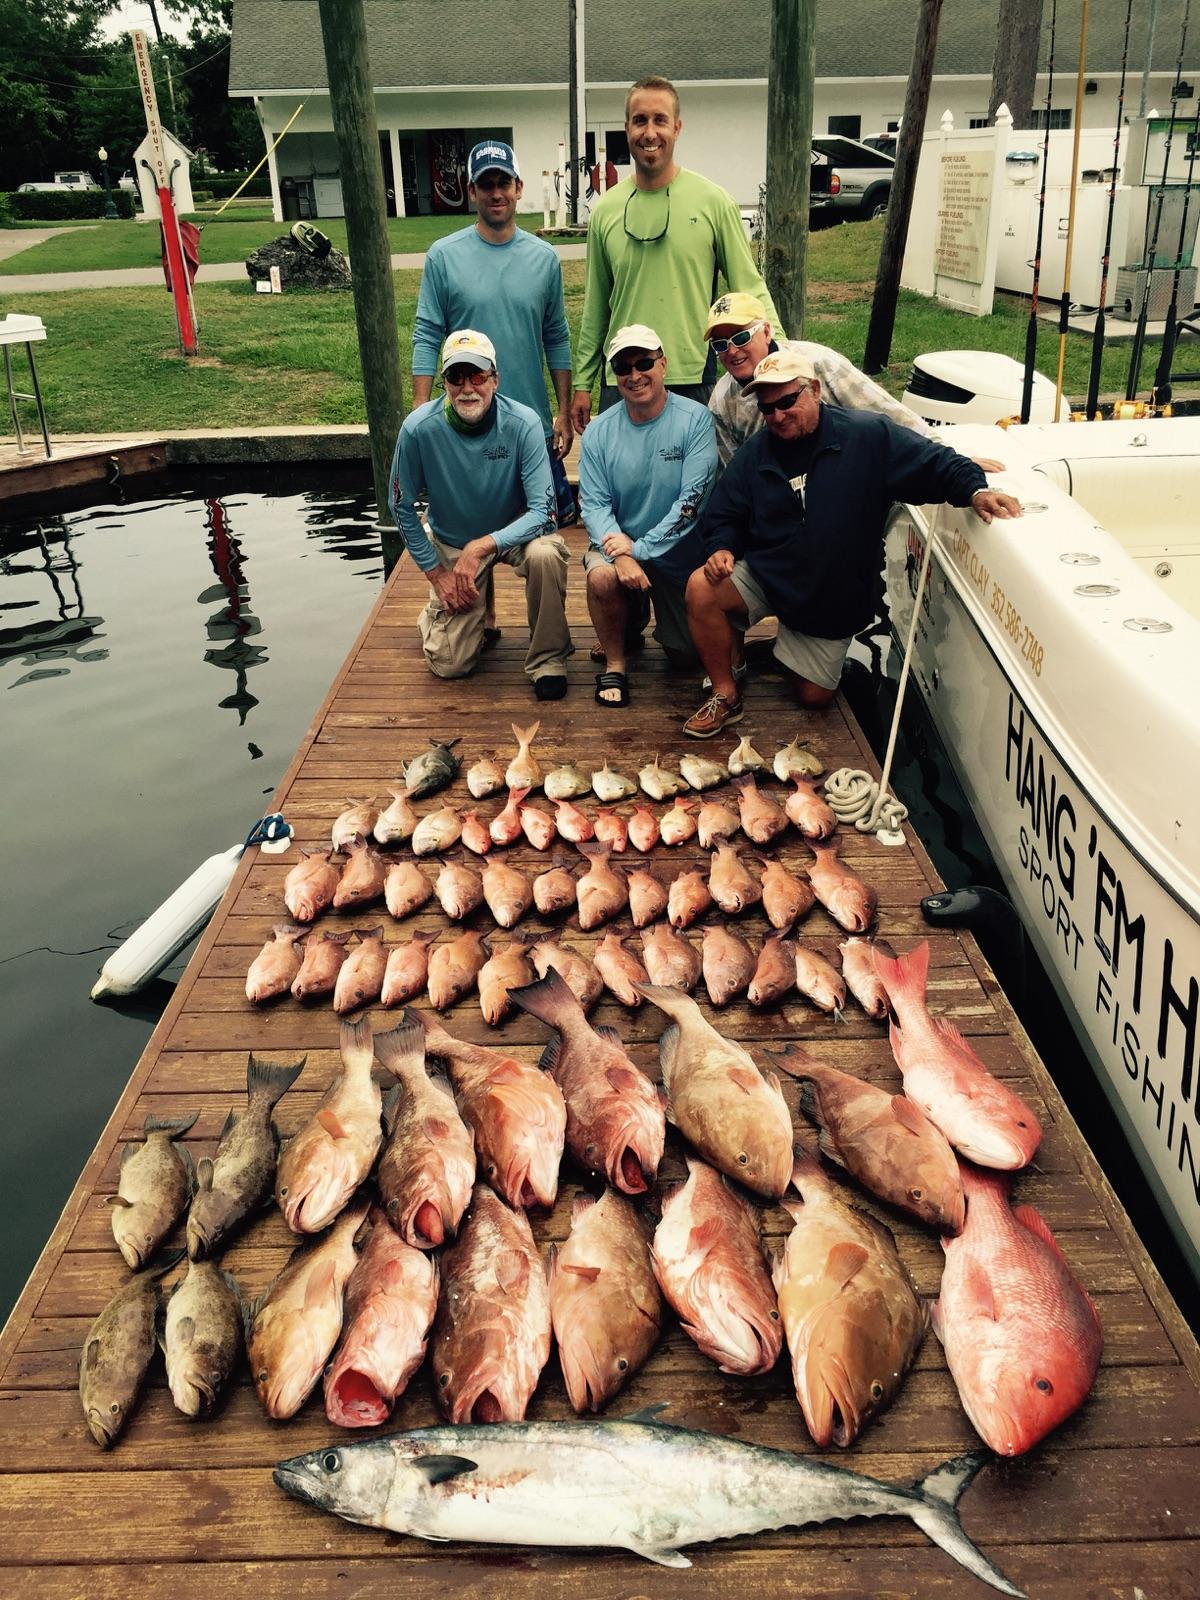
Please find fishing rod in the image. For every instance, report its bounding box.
[1021,0,1058,424]
[1053,0,1091,421]
[1152,85,1200,402]
[1084,0,1134,417]
[1126,0,1191,401]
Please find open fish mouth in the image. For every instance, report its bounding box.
[412,1199,447,1247]
[327,1366,390,1427]
[86,1408,117,1449]
[615,1146,649,1193]
[802,1354,863,1448]
[173,1375,216,1418]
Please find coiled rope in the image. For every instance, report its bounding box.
[823,768,908,834]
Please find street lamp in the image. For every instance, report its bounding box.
[97,146,119,220]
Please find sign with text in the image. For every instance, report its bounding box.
[935,152,993,284]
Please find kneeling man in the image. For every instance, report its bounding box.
[388,328,571,699]
[579,324,717,705]
[682,348,1021,737]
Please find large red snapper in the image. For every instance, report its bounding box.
[873,942,1042,1169]
[373,1018,475,1248]
[431,1184,551,1423]
[275,1016,383,1233]
[934,1163,1103,1457]
[773,1154,927,1448]
[651,1155,780,1375]
[509,967,665,1194]
[414,1010,566,1209]
[550,1189,662,1413]
[323,1210,439,1428]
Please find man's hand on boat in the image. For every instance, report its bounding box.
[969,488,1023,524]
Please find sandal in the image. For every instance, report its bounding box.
[594,670,630,707]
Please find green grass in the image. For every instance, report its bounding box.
[0,222,1159,435]
[0,212,548,275]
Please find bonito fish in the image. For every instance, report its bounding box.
[505,721,542,791]
[427,928,490,1009]
[807,839,878,933]
[414,1010,566,1209]
[934,1163,1103,1457]
[874,942,1042,1168]
[249,1198,368,1420]
[275,1016,383,1233]
[509,967,665,1193]
[430,1184,551,1423]
[652,1155,780,1375]
[404,738,461,799]
[80,1255,180,1448]
[381,930,436,1007]
[594,931,649,1006]
[186,1054,305,1260]
[384,859,433,919]
[332,797,378,853]
[638,984,793,1198]
[333,926,388,1013]
[111,1111,197,1270]
[274,1418,1024,1594]
[324,1210,439,1428]
[550,1189,662,1413]
[284,848,340,922]
[292,930,350,1002]
[576,843,628,930]
[774,1154,927,1447]
[373,1019,474,1247]
[773,1045,965,1235]
[165,1257,245,1419]
[246,923,306,1003]
[373,788,419,845]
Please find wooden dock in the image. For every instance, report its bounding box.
[2,536,1198,1597]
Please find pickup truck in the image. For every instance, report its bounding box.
[18,171,101,193]
[809,136,894,223]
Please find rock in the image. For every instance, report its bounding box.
[244,236,352,290]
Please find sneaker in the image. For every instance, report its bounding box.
[700,660,748,693]
[683,691,745,739]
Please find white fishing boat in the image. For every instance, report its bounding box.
[883,413,1200,1279]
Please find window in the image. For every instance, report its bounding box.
[1031,109,1072,130]
[827,115,861,139]
[968,117,990,129]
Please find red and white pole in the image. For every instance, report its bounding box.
[131,28,198,355]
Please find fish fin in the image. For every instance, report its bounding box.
[1013,1204,1065,1260]
[930,1014,972,1051]
[767,1043,819,1079]
[494,1250,530,1295]
[824,1241,869,1289]
[891,1095,935,1136]
[119,1141,138,1167]
[178,1142,196,1194]
[413,1454,477,1485]
[196,1156,214,1194]
[509,967,576,1026]
[247,1053,306,1109]
[373,1018,426,1075]
[627,1545,692,1569]
[108,1194,134,1208]
[560,1263,602,1282]
[512,720,539,745]
[873,939,929,1013]
[815,1123,845,1169]
[424,1115,451,1141]
[173,1314,196,1348]
[82,1337,101,1374]
[656,1022,680,1076]
[537,1036,564,1075]
[380,1084,402,1125]
[487,1060,526,1085]
[304,1260,338,1312]
[687,1217,724,1254]
[960,1260,998,1321]
[929,1296,944,1342]
[594,1024,625,1046]
[218,1108,238,1142]
[728,1066,759,1095]
[144,1110,199,1137]
[316,1109,351,1140]
[619,1401,674,1425]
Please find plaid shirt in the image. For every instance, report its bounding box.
[709,338,930,467]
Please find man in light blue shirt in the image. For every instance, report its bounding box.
[388,329,572,698]
[411,139,576,527]
[579,323,718,706]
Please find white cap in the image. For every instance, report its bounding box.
[441,328,497,371]
[606,323,664,362]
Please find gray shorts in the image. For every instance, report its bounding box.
[582,546,697,662]
[728,560,852,690]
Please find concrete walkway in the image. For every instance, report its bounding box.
[0,241,588,297]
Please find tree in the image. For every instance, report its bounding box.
[0,0,108,189]
[179,17,261,171]
[70,41,192,175]
[989,0,1046,128]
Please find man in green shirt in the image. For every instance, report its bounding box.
[571,75,782,433]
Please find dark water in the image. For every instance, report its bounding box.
[842,635,1200,1337]
[0,466,384,1321]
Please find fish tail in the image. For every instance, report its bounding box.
[339,1014,375,1070]
[764,1042,820,1079]
[508,966,579,1027]
[144,1110,200,1139]
[872,939,929,1014]
[247,1053,306,1110]
[373,1018,426,1078]
[634,983,693,1022]
[904,1452,1027,1597]
[512,720,539,747]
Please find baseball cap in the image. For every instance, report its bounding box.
[441,329,497,372]
[704,291,768,337]
[468,140,520,184]
[606,323,664,362]
[743,348,818,392]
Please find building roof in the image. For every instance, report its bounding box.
[229,1,1192,95]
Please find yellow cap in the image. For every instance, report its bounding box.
[705,292,768,337]
[743,348,819,392]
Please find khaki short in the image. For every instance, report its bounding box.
[582,546,697,662]
[728,559,852,690]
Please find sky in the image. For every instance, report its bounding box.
[98,2,196,43]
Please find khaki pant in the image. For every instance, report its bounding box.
[419,531,572,682]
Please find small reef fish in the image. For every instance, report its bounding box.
[696,797,740,849]
[593,807,628,853]
[518,796,557,850]
[773,735,824,782]
[283,847,340,922]
[639,924,701,991]
[292,930,350,1001]
[785,778,837,841]
[373,1019,475,1249]
[275,1017,383,1233]
[481,859,533,928]
[793,941,846,1014]
[807,839,878,933]
[489,785,529,847]
[748,933,797,1006]
[701,924,756,1007]
[530,937,604,1012]
[593,931,649,1007]
[333,926,388,1013]
[111,1111,197,1271]
[477,938,537,1026]
[759,857,816,931]
[332,797,378,853]
[245,923,306,1003]
[80,1255,179,1448]
[384,859,433,919]
[708,840,762,914]
[373,788,419,845]
[467,755,506,799]
[679,752,727,791]
[381,930,436,1007]
[592,760,637,803]
[576,843,628,930]
[165,1257,245,1419]
[839,936,891,1019]
[728,733,767,775]
[404,739,461,799]
[435,859,484,921]
[627,805,660,853]
[627,867,668,928]
[639,755,686,801]
[667,868,711,929]
[460,809,494,855]
[659,795,698,846]
[553,797,594,844]
[533,859,577,916]
[412,805,463,858]
[333,835,388,909]
[735,775,788,845]
[544,760,592,801]
[505,721,542,791]
[427,928,490,1010]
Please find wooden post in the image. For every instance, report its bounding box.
[863,0,945,375]
[316,0,405,558]
[764,0,816,338]
[988,0,1046,126]
[568,0,581,227]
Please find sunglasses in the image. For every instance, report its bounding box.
[710,322,765,354]
[444,365,495,387]
[612,354,661,377]
[756,386,811,416]
[623,189,670,243]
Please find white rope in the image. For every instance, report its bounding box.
[824,767,908,833]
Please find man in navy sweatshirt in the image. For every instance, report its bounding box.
[682,347,1022,737]
[388,328,572,699]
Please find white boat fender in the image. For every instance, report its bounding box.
[90,814,294,1001]
[823,768,909,846]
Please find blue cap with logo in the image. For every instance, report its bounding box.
[468,139,520,184]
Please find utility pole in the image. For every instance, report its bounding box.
[863,0,945,374]
[764,0,815,337]
[317,0,406,557]
[989,0,1045,126]
[568,0,582,226]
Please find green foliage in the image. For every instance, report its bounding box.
[7,189,136,220]
[0,1,109,190]
[205,171,273,199]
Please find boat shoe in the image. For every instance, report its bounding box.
[683,691,745,739]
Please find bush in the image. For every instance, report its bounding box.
[205,170,271,199]
[7,190,136,221]
[192,188,214,203]
[0,192,12,226]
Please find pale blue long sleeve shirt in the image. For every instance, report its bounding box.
[387,394,556,573]
[578,394,718,587]
[411,228,572,436]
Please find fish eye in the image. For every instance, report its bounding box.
[322,1451,340,1473]
[616,1358,628,1371]
[1017,1120,1028,1129]
[257,1369,268,1383]
[870,1381,884,1401]
[279,1185,289,1197]
[1035,1376,1053,1393]
[585,1143,595,1155]
[737,1152,748,1165]
[439,1373,451,1387]
[109,1401,121,1414]
[486,1165,496,1178]
[387,1198,399,1214]
[324,1362,334,1375]
[769,1309,780,1320]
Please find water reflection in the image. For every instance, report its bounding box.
[200,496,265,723]
[0,515,103,663]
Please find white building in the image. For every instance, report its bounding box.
[228,0,1197,222]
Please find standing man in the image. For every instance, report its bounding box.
[389,329,572,700]
[572,76,781,431]
[578,324,717,706]
[682,349,1022,737]
[412,139,577,526]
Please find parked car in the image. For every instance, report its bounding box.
[810,136,894,222]
[18,171,101,193]
[861,133,899,159]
